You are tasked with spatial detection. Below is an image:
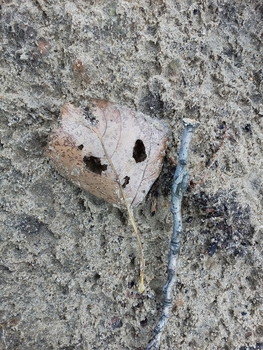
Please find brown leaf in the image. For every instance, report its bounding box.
[47,100,171,208]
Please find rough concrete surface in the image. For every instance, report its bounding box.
[0,1,262,349]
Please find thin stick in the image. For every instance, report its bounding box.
[145,118,199,350]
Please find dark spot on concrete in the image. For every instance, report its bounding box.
[93,273,101,281]
[207,242,218,256]
[242,124,252,134]
[191,191,254,256]
[139,90,164,117]
[110,317,123,329]
[15,215,43,235]
[140,318,148,327]
[128,280,135,288]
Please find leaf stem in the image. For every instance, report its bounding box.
[125,205,145,293]
[97,132,145,293]
[145,118,199,350]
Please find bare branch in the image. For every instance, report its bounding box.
[145,118,199,350]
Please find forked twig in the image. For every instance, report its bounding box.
[145,118,199,350]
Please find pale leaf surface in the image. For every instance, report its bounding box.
[47,100,171,208]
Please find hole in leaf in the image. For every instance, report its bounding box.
[122,176,130,188]
[83,156,107,175]
[133,139,147,163]
[78,144,84,150]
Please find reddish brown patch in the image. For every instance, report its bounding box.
[73,59,85,72]
[36,38,50,55]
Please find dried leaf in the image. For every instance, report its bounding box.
[47,100,171,208]
[47,100,171,293]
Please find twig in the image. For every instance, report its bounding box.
[145,118,199,350]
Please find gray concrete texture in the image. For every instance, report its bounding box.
[0,1,262,349]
